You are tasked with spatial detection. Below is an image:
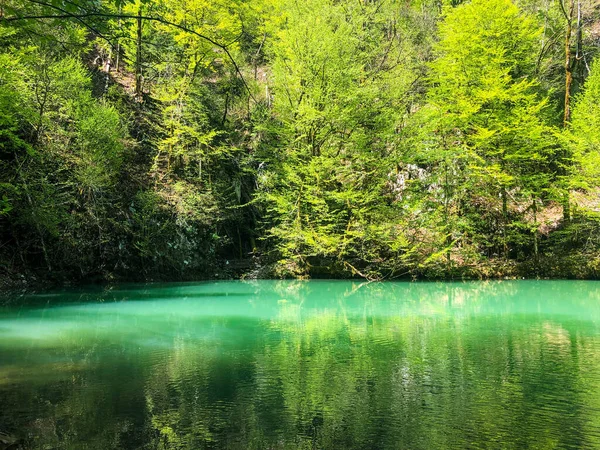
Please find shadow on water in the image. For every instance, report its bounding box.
[1,280,600,449]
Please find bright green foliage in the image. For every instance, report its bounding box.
[0,54,31,216]
[1,0,600,281]
[417,0,560,265]
[550,57,600,259]
[0,52,129,275]
[569,58,600,189]
[256,0,423,277]
[75,103,125,193]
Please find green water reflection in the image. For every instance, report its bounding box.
[1,280,600,449]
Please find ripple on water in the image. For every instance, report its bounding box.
[1,280,600,449]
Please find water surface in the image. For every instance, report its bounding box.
[1,280,600,449]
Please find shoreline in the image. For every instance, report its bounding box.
[2,253,598,298]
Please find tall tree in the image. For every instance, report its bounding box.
[256,0,423,278]
[423,0,558,262]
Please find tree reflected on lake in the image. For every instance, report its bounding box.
[1,281,600,449]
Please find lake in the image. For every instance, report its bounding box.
[1,280,600,449]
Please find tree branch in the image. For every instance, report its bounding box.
[557,0,571,22]
[9,0,122,61]
[2,7,257,102]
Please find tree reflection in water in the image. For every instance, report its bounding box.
[1,280,600,449]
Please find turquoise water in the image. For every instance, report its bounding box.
[1,280,600,449]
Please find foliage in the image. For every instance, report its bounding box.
[1,0,600,281]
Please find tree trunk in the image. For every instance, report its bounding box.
[562,0,575,223]
[135,7,143,101]
[532,197,539,263]
[444,162,451,264]
[563,191,571,222]
[115,6,122,72]
[576,0,583,63]
[564,0,574,126]
[502,186,508,259]
[103,49,112,95]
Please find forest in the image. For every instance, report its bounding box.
[1,0,600,283]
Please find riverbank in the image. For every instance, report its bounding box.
[2,250,599,300]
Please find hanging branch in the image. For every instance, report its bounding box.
[2,3,257,102]
[7,0,120,57]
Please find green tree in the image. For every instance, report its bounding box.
[420,0,559,265]
[256,0,422,278]
[569,57,600,190]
